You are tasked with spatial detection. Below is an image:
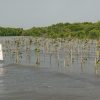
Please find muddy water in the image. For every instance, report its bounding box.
[0,37,100,100]
[0,64,100,100]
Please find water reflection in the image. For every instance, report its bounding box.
[0,67,5,76]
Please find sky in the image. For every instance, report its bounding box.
[0,0,100,29]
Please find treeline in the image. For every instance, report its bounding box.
[0,22,100,39]
[0,27,23,36]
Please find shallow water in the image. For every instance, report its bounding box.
[0,36,100,75]
[0,64,100,100]
[0,36,100,100]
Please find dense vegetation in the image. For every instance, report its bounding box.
[0,22,100,39]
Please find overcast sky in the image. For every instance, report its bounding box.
[0,0,100,29]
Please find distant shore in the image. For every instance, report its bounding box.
[0,22,100,40]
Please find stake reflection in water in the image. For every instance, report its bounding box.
[0,67,5,75]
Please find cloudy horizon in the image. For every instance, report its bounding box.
[0,0,100,29]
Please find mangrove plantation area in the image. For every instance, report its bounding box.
[0,22,100,100]
[0,22,100,75]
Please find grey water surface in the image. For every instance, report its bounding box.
[0,64,100,100]
[0,37,100,100]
